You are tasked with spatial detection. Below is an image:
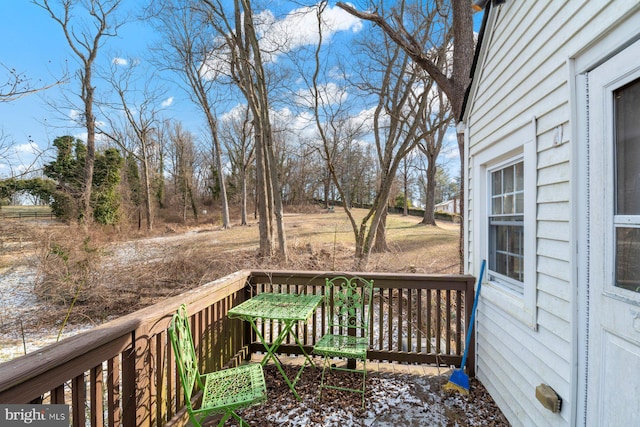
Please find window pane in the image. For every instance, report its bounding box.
[492,170,502,195]
[515,162,524,191]
[512,256,524,282]
[496,224,506,251]
[515,193,524,213]
[492,196,502,215]
[615,78,640,215]
[509,225,523,254]
[615,227,640,293]
[504,194,514,214]
[504,165,514,192]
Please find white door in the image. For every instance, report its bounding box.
[587,39,640,426]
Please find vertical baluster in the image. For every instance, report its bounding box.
[408,289,414,352]
[51,384,65,404]
[456,290,463,356]
[397,288,403,351]
[107,356,121,427]
[426,289,432,353]
[377,286,383,351]
[446,290,452,355]
[155,333,166,426]
[435,289,442,354]
[267,282,274,349]
[386,288,393,351]
[91,364,104,427]
[215,299,224,369]
[72,373,85,427]
[312,283,319,345]
[417,289,423,353]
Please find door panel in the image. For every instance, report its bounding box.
[600,331,640,426]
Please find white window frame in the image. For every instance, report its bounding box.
[612,78,640,298]
[471,121,537,329]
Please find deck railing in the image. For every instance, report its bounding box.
[0,270,475,427]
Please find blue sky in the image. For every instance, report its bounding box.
[0,1,483,179]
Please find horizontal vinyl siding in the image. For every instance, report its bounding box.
[477,302,570,426]
[463,1,639,425]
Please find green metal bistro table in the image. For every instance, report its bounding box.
[228,292,323,400]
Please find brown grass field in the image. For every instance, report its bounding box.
[0,205,460,329]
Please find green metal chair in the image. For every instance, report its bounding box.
[168,304,267,427]
[313,276,374,408]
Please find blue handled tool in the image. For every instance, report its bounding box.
[443,259,486,395]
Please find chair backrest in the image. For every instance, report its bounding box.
[324,276,374,337]
[168,304,200,406]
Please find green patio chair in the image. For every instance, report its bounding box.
[168,304,267,427]
[313,276,374,408]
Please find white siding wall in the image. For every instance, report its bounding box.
[465,1,640,426]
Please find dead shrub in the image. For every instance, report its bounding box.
[34,226,105,307]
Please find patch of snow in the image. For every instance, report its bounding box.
[0,264,93,363]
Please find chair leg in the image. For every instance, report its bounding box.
[189,412,204,427]
[361,359,367,409]
[216,412,231,427]
[319,355,330,401]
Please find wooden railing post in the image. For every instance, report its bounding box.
[465,276,477,378]
[121,343,137,427]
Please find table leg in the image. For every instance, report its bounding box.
[248,320,303,400]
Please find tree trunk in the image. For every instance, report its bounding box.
[255,128,273,257]
[372,205,389,253]
[421,160,437,226]
[212,128,231,229]
[240,166,248,226]
[80,68,95,224]
[141,153,153,231]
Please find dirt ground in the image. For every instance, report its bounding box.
[207,362,510,426]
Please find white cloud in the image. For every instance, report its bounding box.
[69,109,82,121]
[258,5,361,61]
[13,142,40,155]
[112,57,128,66]
[201,5,361,78]
[220,103,248,124]
[161,97,174,108]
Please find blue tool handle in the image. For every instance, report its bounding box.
[459,259,486,370]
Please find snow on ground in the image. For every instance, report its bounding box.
[0,264,93,362]
[231,363,509,427]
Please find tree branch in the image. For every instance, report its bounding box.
[336,2,454,98]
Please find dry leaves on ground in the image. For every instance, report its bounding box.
[207,363,510,427]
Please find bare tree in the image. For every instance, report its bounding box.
[220,106,255,225]
[149,0,231,228]
[99,59,162,231]
[34,0,124,224]
[415,70,454,225]
[312,0,436,267]
[337,0,474,270]
[167,122,198,222]
[398,151,417,216]
[199,0,288,259]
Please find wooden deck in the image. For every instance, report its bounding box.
[0,270,476,427]
[191,355,462,427]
